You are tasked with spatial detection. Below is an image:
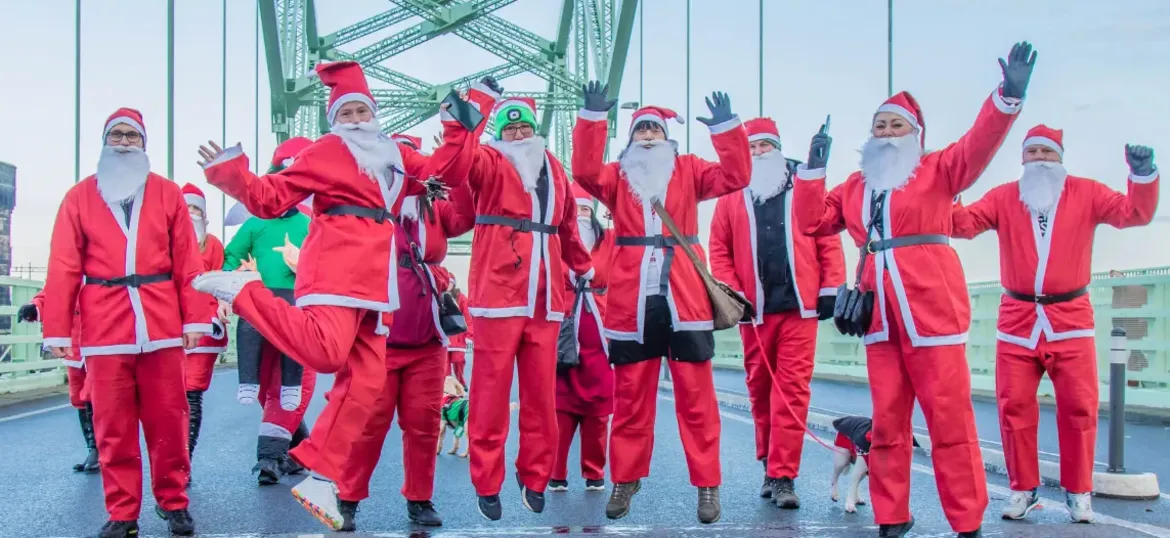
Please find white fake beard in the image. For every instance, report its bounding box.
[96,145,150,202]
[577,216,597,251]
[331,121,402,182]
[749,150,791,202]
[191,216,208,243]
[400,195,419,221]
[1018,161,1068,214]
[619,139,677,203]
[859,134,923,192]
[486,137,547,192]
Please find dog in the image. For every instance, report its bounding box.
[437,376,518,458]
[829,416,921,513]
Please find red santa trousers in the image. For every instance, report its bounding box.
[448,351,467,386]
[866,308,987,533]
[468,273,559,496]
[66,365,90,409]
[337,343,446,502]
[553,412,609,482]
[184,353,219,392]
[233,281,387,482]
[86,348,190,521]
[996,335,1097,494]
[258,344,319,437]
[740,311,818,478]
[610,359,721,487]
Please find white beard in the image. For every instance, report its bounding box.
[191,216,208,243]
[749,151,791,202]
[487,137,547,192]
[400,195,419,221]
[331,121,403,183]
[96,146,151,202]
[619,139,677,203]
[1018,161,1068,214]
[859,134,923,192]
[577,216,597,251]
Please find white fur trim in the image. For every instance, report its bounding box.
[439,108,456,123]
[183,323,214,335]
[183,193,206,213]
[43,337,71,348]
[819,287,837,297]
[875,104,921,132]
[471,82,502,100]
[580,267,596,280]
[578,108,609,122]
[991,86,1023,114]
[104,116,147,143]
[61,358,86,368]
[1023,136,1063,158]
[576,197,593,207]
[259,422,293,440]
[186,346,227,355]
[1130,169,1159,184]
[748,133,781,148]
[795,164,826,181]
[327,93,377,125]
[201,143,245,169]
[282,157,295,168]
[706,116,741,135]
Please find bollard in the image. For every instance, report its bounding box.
[1108,327,1127,474]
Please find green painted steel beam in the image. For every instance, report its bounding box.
[538,0,577,138]
[259,0,294,139]
[320,9,414,49]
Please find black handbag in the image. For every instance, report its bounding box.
[833,192,884,338]
[411,243,468,337]
[557,279,588,371]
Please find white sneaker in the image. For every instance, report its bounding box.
[280,386,302,411]
[1001,488,1039,520]
[237,384,260,405]
[192,271,261,303]
[1066,491,1094,523]
[291,474,345,530]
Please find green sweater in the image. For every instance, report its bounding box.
[222,211,311,290]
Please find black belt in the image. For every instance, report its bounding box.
[323,205,395,224]
[584,286,607,296]
[866,234,950,254]
[84,273,171,288]
[615,235,700,248]
[475,215,558,234]
[1005,287,1088,305]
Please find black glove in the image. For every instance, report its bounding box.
[807,120,832,169]
[581,81,617,112]
[480,76,504,95]
[817,296,836,321]
[1126,144,1157,177]
[998,41,1037,100]
[696,91,734,126]
[17,303,37,323]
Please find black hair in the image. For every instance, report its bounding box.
[632,120,663,134]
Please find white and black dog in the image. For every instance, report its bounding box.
[830,416,921,513]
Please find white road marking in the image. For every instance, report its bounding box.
[0,403,71,423]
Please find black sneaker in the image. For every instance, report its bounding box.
[548,479,568,491]
[516,473,545,513]
[478,494,502,521]
[94,520,138,538]
[338,499,358,531]
[154,507,195,536]
[772,477,800,509]
[957,528,982,538]
[584,478,606,491]
[254,458,283,486]
[606,480,641,520]
[407,500,442,526]
[879,517,915,537]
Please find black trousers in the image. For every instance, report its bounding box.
[236,288,304,388]
[609,295,715,366]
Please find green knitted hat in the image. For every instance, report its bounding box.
[493,98,538,139]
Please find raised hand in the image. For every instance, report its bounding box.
[581,81,617,112]
[807,120,832,169]
[480,76,504,95]
[1126,144,1157,177]
[696,91,733,126]
[998,41,1037,100]
[197,140,231,168]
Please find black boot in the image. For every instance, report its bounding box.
[957,528,982,538]
[284,422,309,475]
[155,507,195,536]
[879,517,915,537]
[338,499,358,531]
[185,391,204,458]
[92,520,138,538]
[407,500,442,526]
[255,435,290,485]
[291,420,310,448]
[74,404,100,473]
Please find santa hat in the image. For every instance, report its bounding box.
[312,61,377,125]
[630,106,685,140]
[492,97,538,139]
[103,107,147,146]
[1022,124,1064,160]
[571,181,594,208]
[271,136,314,170]
[181,183,207,217]
[391,134,423,150]
[744,117,781,149]
[875,91,925,147]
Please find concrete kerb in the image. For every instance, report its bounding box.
[657,379,1162,500]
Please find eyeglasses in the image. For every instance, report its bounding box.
[502,124,534,136]
[107,131,142,143]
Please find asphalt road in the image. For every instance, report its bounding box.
[0,365,1167,538]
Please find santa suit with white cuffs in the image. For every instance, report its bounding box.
[952,126,1159,504]
[708,117,845,499]
[194,60,478,529]
[43,107,204,528]
[572,103,750,504]
[794,87,1023,533]
[427,87,595,508]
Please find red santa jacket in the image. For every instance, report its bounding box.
[43,175,205,357]
[188,234,229,354]
[31,291,83,368]
[952,173,1159,349]
[571,112,751,342]
[201,125,474,333]
[793,88,1021,348]
[710,187,846,322]
[433,86,595,322]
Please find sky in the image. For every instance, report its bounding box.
[1,0,1168,285]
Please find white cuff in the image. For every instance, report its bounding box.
[795,164,826,181]
[819,287,837,297]
[991,85,1023,115]
[579,267,596,280]
[471,82,502,101]
[61,358,85,369]
[577,109,609,122]
[200,143,245,169]
[706,115,742,135]
[1129,169,1159,184]
[184,323,214,334]
[43,337,71,348]
[211,318,227,339]
[440,108,457,123]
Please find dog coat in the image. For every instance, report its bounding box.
[441,393,468,437]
